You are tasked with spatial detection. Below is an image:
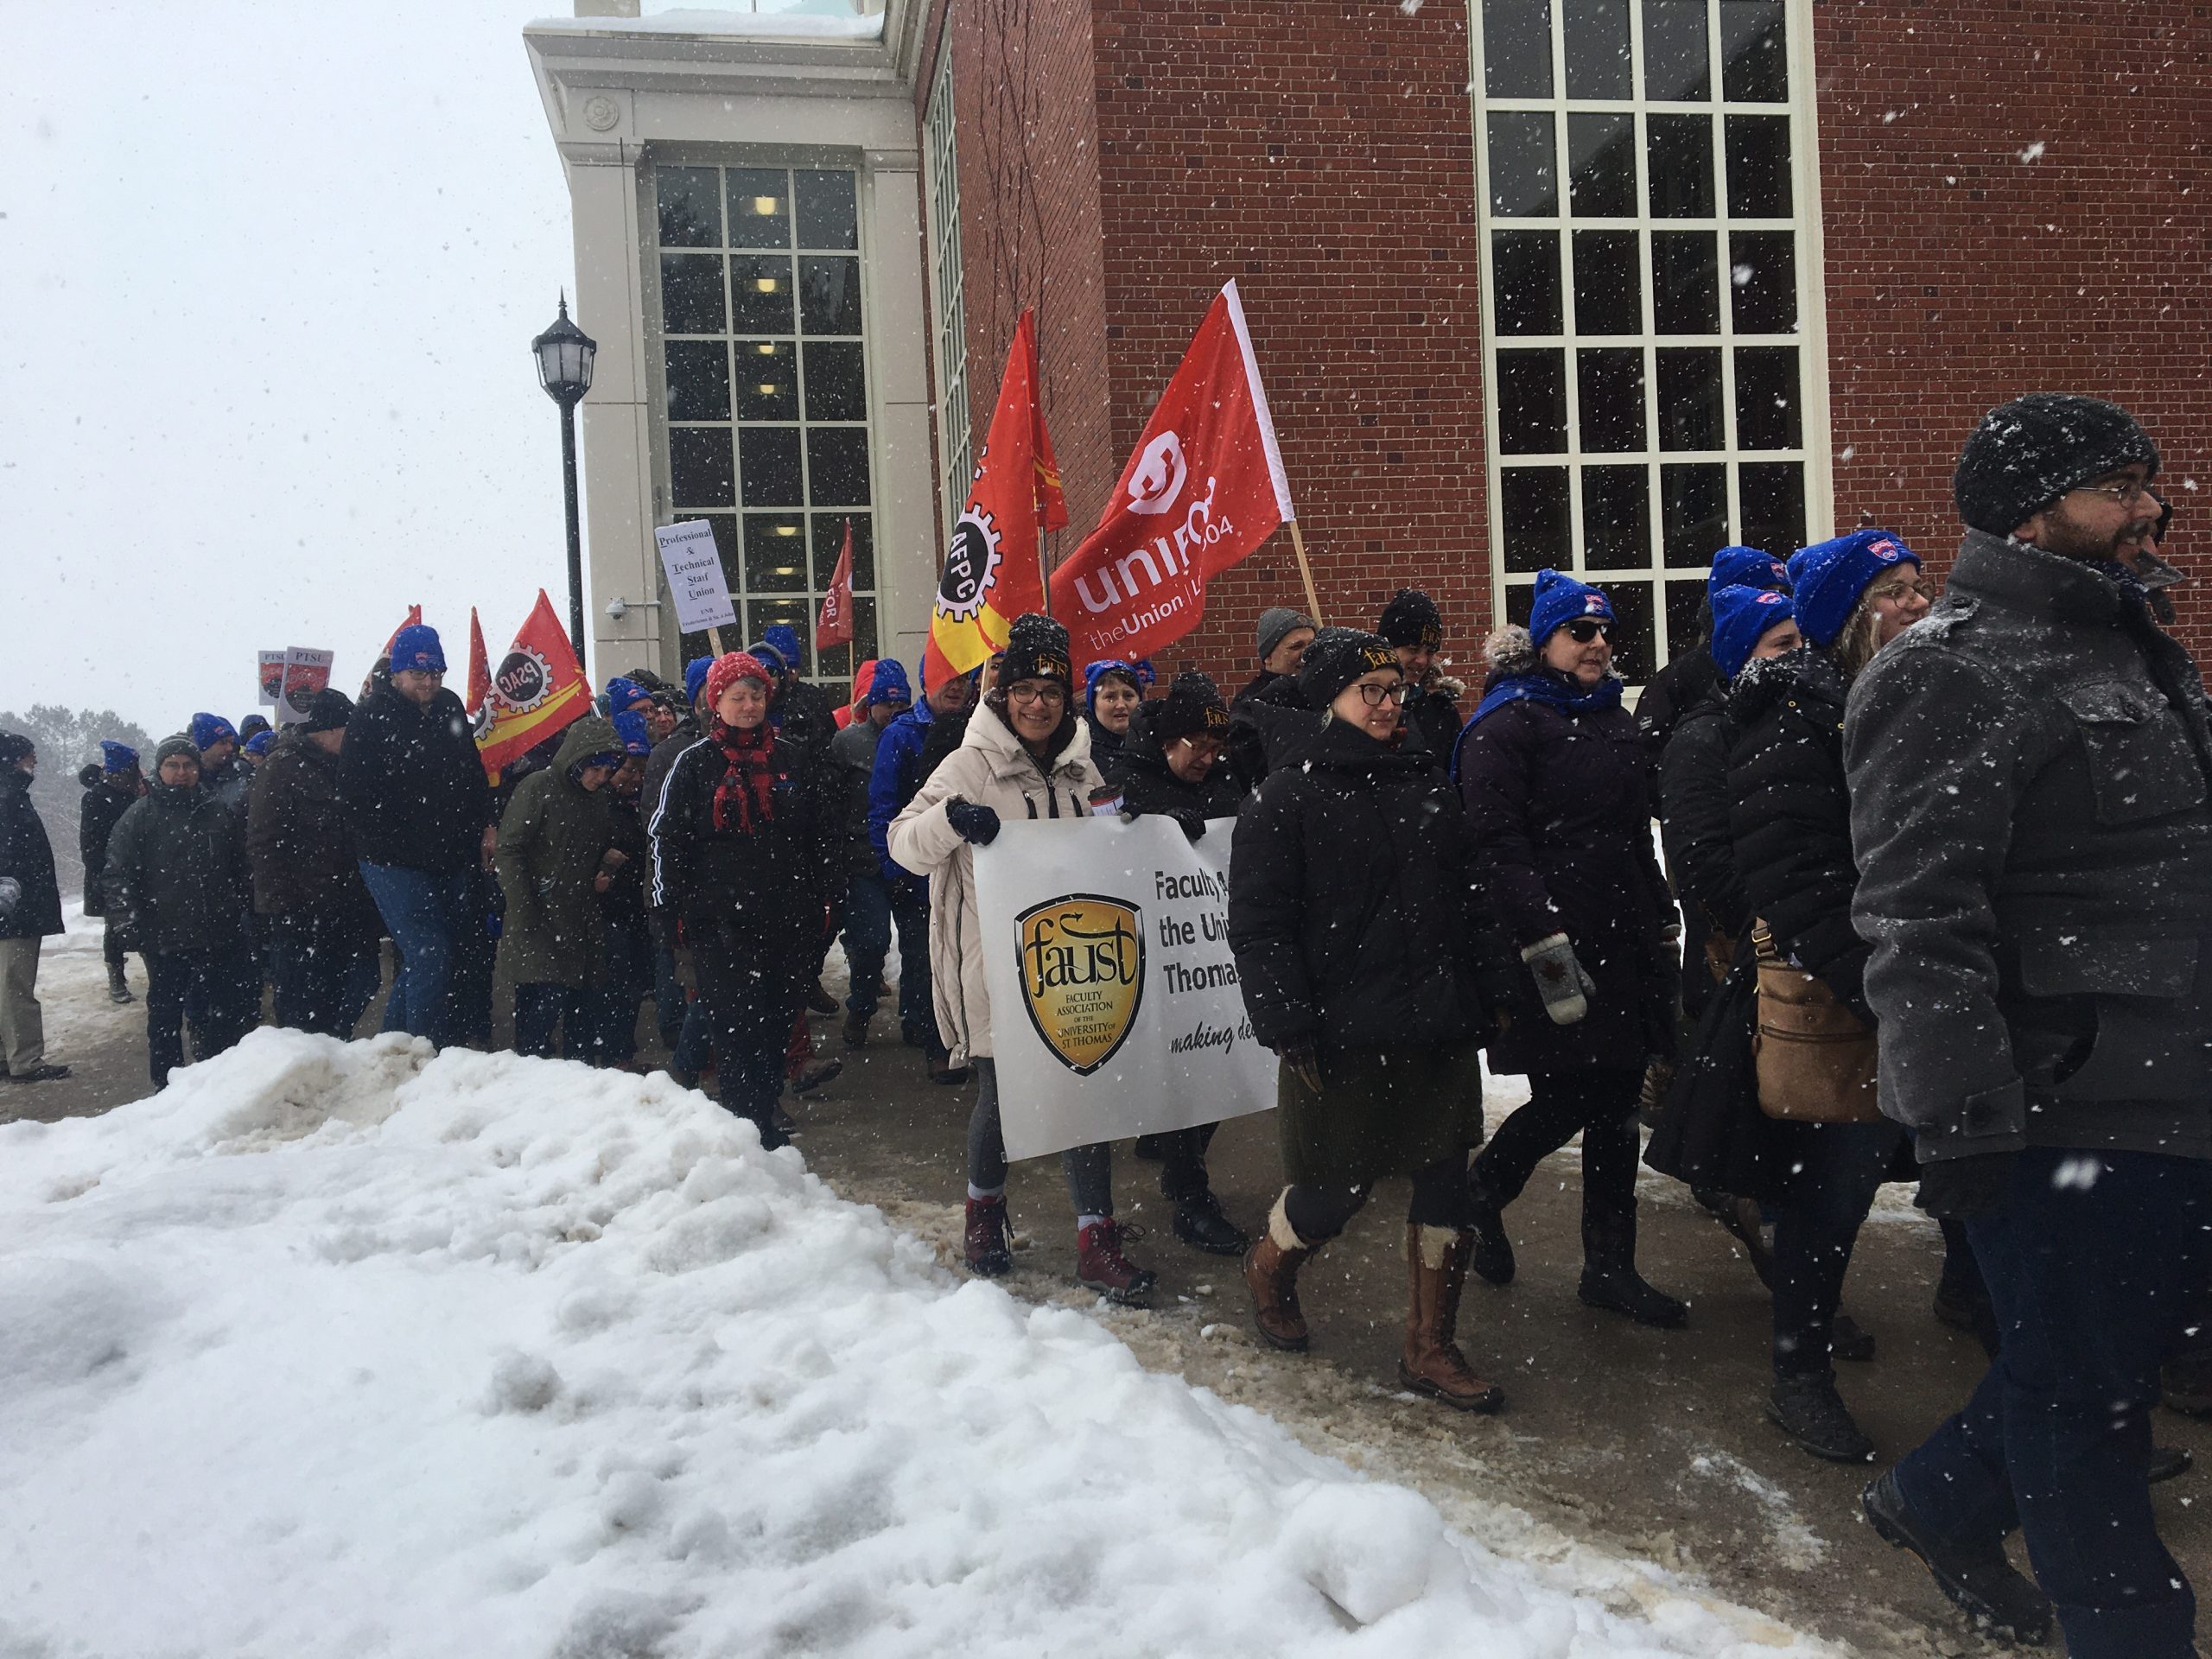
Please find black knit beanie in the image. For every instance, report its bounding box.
[301,689,354,734]
[1954,394,2160,535]
[1297,627,1399,707]
[999,613,1072,690]
[1148,671,1230,744]
[1376,588,1444,652]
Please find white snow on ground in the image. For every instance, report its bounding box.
[0,1031,1849,1658]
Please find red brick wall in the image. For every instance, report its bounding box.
[1813,3,2212,657]
[1088,1,1493,692]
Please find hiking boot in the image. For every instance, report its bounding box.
[1171,1187,1249,1257]
[1832,1311,1876,1363]
[1398,1226,1505,1414]
[107,962,134,1004]
[1076,1218,1156,1306]
[1466,1173,1515,1287]
[842,1009,871,1051]
[1243,1198,1315,1351]
[790,1057,842,1096]
[1767,1374,1875,1462]
[1861,1467,2053,1645]
[807,980,839,1015]
[1694,1186,1775,1290]
[964,1194,1012,1277]
[2149,1443,2194,1484]
[3,1063,69,1084]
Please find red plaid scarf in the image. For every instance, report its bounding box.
[709,721,779,833]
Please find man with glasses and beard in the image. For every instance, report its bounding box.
[1846,395,2212,1654]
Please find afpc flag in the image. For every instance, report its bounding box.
[1048,281,1294,665]
[477,589,589,781]
[924,309,1066,690]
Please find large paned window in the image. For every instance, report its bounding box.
[923,44,972,541]
[1474,0,1825,681]
[653,162,876,679]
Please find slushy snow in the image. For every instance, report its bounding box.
[0,1031,1843,1656]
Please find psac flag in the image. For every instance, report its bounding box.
[925,309,1066,690]
[476,589,589,781]
[1048,280,1294,665]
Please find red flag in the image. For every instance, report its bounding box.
[816,518,855,650]
[1048,282,1295,666]
[383,605,423,658]
[476,590,589,781]
[924,310,1067,690]
[466,608,492,715]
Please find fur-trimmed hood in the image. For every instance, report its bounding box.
[1478,624,1624,692]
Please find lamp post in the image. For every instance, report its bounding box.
[531,294,597,669]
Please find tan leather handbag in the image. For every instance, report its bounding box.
[1750,921,1884,1124]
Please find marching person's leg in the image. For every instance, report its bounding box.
[1400,1153,1504,1413]
[1573,1066,1688,1327]
[1068,1141,1154,1306]
[1156,1122,1249,1255]
[840,868,892,1049]
[963,1058,1013,1275]
[1466,1067,1614,1287]
[143,950,190,1087]
[1766,1120,1898,1460]
[1243,1181,1366,1353]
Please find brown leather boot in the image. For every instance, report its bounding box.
[1243,1195,1316,1352]
[1398,1225,1504,1413]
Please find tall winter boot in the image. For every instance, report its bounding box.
[1579,1208,1688,1328]
[1243,1194,1318,1351]
[107,960,134,1005]
[1398,1226,1505,1413]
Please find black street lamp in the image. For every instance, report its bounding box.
[532,293,597,669]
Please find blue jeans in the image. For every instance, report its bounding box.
[844,871,931,1027]
[1895,1147,2212,1659]
[1770,1119,1903,1377]
[358,862,476,1046]
[514,982,587,1058]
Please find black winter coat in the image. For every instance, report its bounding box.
[1228,720,1520,1053]
[646,729,834,961]
[1084,715,1129,786]
[1400,682,1466,772]
[775,678,841,751]
[1224,671,1322,795]
[1727,649,1869,1019]
[1119,713,1245,824]
[103,782,254,957]
[1658,690,1747,1020]
[246,734,380,943]
[642,715,700,833]
[1637,641,1723,787]
[79,770,139,919]
[339,684,493,873]
[1457,659,1675,1075]
[0,770,63,940]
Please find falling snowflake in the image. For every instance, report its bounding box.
[2019,140,2046,163]
[1400,0,1424,12]
[1732,263,1754,288]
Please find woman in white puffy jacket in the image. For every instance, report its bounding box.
[889,613,1155,1305]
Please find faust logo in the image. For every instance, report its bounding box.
[1126,431,1188,517]
[1016,895,1145,1075]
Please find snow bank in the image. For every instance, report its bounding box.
[0,1031,1838,1656]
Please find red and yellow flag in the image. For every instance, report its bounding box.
[923,309,1066,690]
[477,590,588,781]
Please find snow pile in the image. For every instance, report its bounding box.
[0,1032,1838,1656]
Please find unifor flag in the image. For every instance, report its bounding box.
[476,589,589,782]
[816,518,855,651]
[924,309,1067,690]
[1048,281,1294,665]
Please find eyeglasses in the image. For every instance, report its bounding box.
[1354,680,1410,708]
[2074,478,2151,507]
[1866,577,1929,605]
[1007,684,1067,707]
[1562,619,1611,644]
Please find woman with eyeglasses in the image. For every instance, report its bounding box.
[888,614,1157,1305]
[1455,569,1689,1329]
[1230,628,1523,1412]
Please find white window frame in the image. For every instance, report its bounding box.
[922,39,973,544]
[1470,0,1832,682]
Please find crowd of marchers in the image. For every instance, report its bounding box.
[0,393,2206,1655]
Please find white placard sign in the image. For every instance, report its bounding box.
[975,814,1275,1161]
[655,519,737,635]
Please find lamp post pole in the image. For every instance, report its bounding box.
[531,294,599,672]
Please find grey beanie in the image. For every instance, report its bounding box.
[154,734,201,770]
[1255,606,1315,661]
[1954,393,2159,536]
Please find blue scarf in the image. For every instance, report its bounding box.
[1451,672,1624,780]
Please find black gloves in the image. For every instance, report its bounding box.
[1168,810,1207,842]
[1916,1151,2018,1220]
[946,799,1001,846]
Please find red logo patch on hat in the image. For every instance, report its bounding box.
[1756,590,1784,607]
[1870,539,1901,562]
[1584,594,1606,613]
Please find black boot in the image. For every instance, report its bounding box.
[1579,1210,1688,1328]
[1861,1468,2052,1644]
[107,960,134,1005]
[1766,1373,1874,1462]
[1465,1166,1515,1287]
[1171,1186,1250,1256]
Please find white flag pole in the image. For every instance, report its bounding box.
[1221,279,1321,625]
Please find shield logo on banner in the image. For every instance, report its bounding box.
[1014,894,1146,1075]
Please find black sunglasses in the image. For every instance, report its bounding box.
[1562,618,1611,643]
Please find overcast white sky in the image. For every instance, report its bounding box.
[2,1,579,738]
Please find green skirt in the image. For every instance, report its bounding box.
[1278,1041,1486,1188]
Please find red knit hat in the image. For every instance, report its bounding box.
[704,651,774,709]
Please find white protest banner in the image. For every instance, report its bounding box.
[975,814,1274,1162]
[273,647,336,724]
[655,519,738,636]
[257,651,287,708]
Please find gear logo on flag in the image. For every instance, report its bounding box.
[494,645,554,713]
[1126,430,1188,517]
[938,505,1003,624]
